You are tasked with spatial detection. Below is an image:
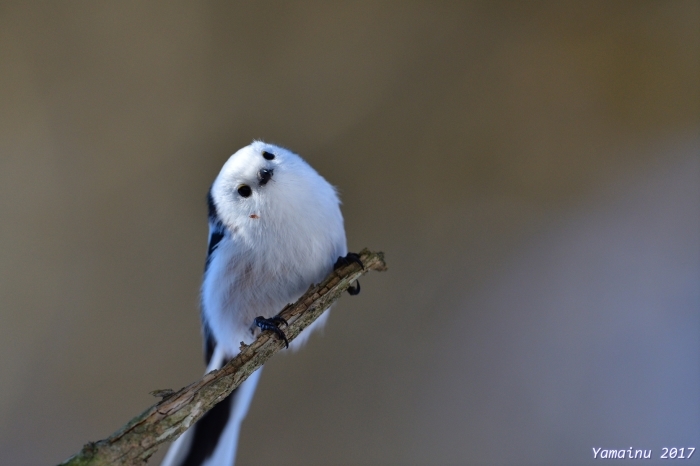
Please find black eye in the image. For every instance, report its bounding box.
[262,151,275,160]
[237,185,252,198]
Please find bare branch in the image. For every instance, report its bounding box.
[58,249,387,466]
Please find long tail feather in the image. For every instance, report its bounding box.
[161,347,262,466]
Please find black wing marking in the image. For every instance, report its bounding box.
[201,316,217,366]
[206,188,219,222]
[203,187,224,364]
[205,189,226,273]
[205,229,224,272]
[206,227,224,256]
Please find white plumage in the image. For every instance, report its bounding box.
[161,141,348,466]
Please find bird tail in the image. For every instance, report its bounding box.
[160,347,263,466]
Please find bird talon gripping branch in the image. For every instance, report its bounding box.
[254,316,289,348]
[334,252,363,296]
[334,252,364,270]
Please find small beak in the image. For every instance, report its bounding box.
[258,168,273,186]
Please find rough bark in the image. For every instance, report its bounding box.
[58,249,386,466]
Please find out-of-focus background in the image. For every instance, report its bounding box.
[1,2,698,465]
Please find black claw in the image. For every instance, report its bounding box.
[334,252,364,270]
[347,279,361,295]
[269,315,288,327]
[334,253,363,296]
[254,316,289,348]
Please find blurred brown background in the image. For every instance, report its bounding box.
[0,1,698,465]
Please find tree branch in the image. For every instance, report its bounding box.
[58,248,387,466]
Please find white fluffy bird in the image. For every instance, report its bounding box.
[161,141,357,466]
